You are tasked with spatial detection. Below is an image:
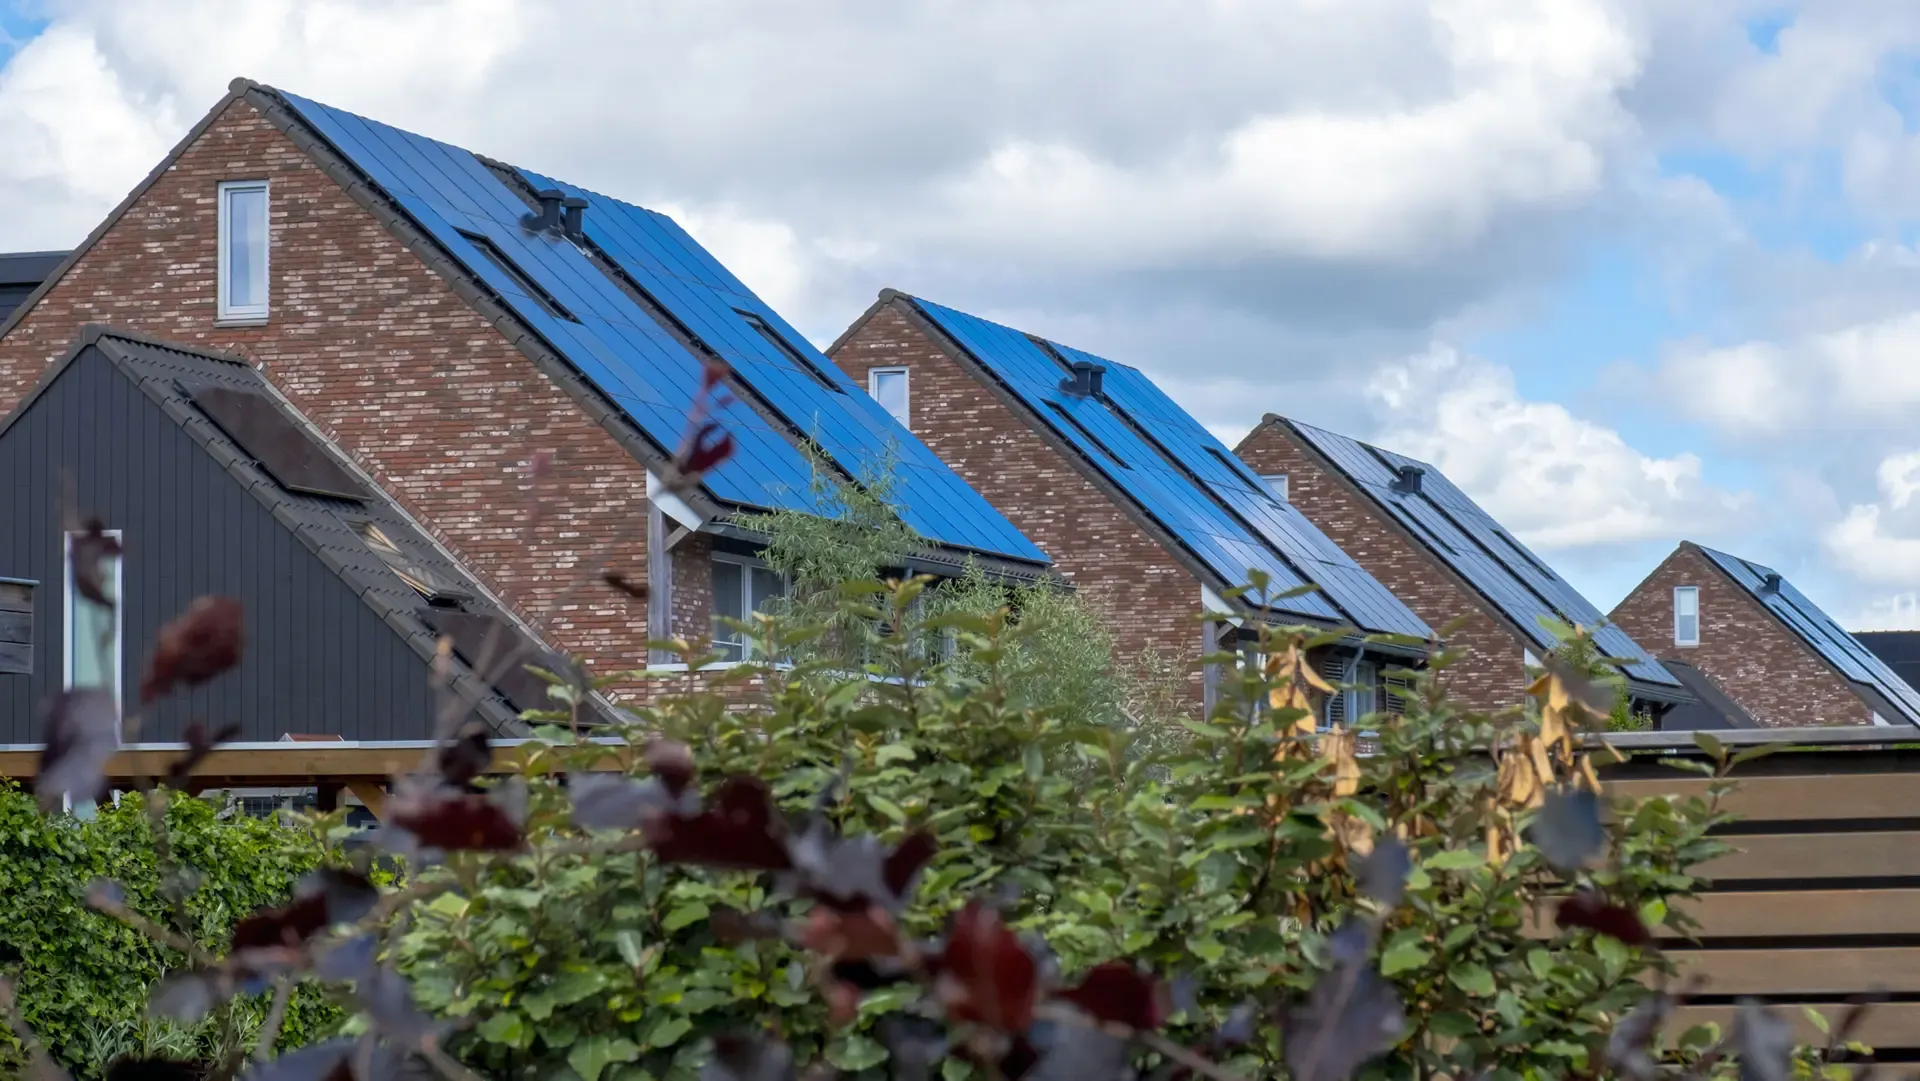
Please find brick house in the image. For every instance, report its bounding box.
[829,291,1433,719]
[0,81,1049,695]
[1610,543,1920,728]
[0,326,569,740]
[1234,415,1690,718]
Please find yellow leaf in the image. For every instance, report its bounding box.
[1496,741,1541,809]
[1320,726,1360,797]
[1538,705,1567,751]
[1328,810,1375,856]
[1577,753,1603,793]
[1528,733,1557,793]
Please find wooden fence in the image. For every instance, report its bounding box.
[1602,726,1920,1058]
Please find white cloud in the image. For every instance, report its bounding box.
[1368,345,1746,550]
[1826,448,1920,587]
[1662,311,1920,434]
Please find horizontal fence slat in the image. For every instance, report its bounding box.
[1671,947,1920,995]
[1606,774,1920,823]
[1680,890,1920,938]
[1672,1001,1920,1052]
[1700,832,1920,881]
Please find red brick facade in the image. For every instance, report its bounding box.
[828,300,1203,700]
[0,96,701,685]
[1609,546,1871,727]
[1234,420,1528,711]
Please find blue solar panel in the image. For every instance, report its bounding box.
[277,92,1043,565]
[1696,547,1920,722]
[906,297,1430,636]
[1287,420,1680,688]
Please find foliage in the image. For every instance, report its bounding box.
[0,787,342,1077]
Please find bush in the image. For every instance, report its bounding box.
[0,787,342,1076]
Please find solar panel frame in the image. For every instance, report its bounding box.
[186,384,367,502]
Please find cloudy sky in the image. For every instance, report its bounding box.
[3,0,1917,625]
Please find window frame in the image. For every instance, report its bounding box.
[1263,473,1289,502]
[1673,585,1700,648]
[216,180,271,324]
[711,552,789,661]
[63,528,124,710]
[869,366,910,429]
[1347,660,1378,721]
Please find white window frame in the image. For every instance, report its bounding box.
[217,180,270,324]
[1263,474,1289,502]
[1673,585,1700,648]
[869,367,910,429]
[1347,660,1378,721]
[711,552,788,661]
[63,528,124,711]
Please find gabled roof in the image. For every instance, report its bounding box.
[207,81,1044,577]
[1259,415,1683,698]
[867,293,1431,640]
[1690,544,1920,726]
[0,325,591,731]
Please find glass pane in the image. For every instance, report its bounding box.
[749,567,785,613]
[1264,474,1288,502]
[1676,613,1699,643]
[69,551,119,700]
[712,560,744,621]
[1674,588,1698,617]
[871,371,908,426]
[226,187,268,310]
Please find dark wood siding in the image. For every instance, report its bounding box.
[0,349,440,741]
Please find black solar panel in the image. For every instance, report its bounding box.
[417,608,558,714]
[188,385,366,501]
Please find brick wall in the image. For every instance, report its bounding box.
[829,301,1203,702]
[1235,421,1527,711]
[1609,546,1870,727]
[0,97,681,679]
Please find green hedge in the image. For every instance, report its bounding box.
[0,785,342,1077]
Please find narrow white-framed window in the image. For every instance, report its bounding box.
[1673,586,1700,647]
[1347,661,1378,721]
[869,367,909,429]
[712,553,788,661]
[1263,474,1289,502]
[217,180,270,323]
[64,529,123,708]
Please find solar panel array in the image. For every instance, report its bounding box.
[276,92,1045,566]
[1696,546,1920,723]
[1287,420,1680,688]
[907,297,1431,637]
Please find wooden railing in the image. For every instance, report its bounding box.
[1601,726,1920,1055]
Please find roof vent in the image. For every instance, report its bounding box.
[1059,360,1106,398]
[562,196,588,237]
[1390,464,1425,495]
[523,189,566,234]
[1760,572,1782,594]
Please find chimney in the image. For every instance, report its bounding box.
[522,189,565,233]
[562,196,588,237]
[1391,464,1425,494]
[1760,572,1782,594]
[1059,360,1107,398]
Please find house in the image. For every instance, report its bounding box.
[1857,631,1920,696]
[0,82,1048,685]
[1610,543,1920,728]
[0,251,64,323]
[0,326,573,742]
[1235,416,1688,718]
[828,291,1434,719]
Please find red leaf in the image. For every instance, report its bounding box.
[646,775,790,871]
[936,902,1038,1032]
[434,721,493,789]
[35,688,120,812]
[141,596,244,704]
[167,721,242,783]
[1056,962,1168,1031]
[799,905,901,963]
[230,870,377,951]
[881,829,939,899]
[679,420,735,476]
[70,518,122,609]
[1556,889,1651,946]
[602,572,649,603]
[390,790,525,852]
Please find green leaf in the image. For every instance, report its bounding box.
[1525,949,1554,981]
[551,969,611,1006]
[661,902,709,932]
[1692,731,1726,762]
[1429,1011,1478,1038]
[1380,939,1431,976]
[826,1035,889,1071]
[1730,743,1782,766]
[866,794,909,824]
[874,744,916,765]
[614,930,646,971]
[568,1036,641,1081]
[1425,849,1484,871]
[1594,934,1629,978]
[1535,1040,1586,1060]
[643,1015,691,1049]
[1804,1006,1831,1035]
[1449,964,1495,997]
[476,1011,526,1048]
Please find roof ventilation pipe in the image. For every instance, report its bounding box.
[1760,572,1782,594]
[562,196,588,237]
[1390,464,1425,495]
[1059,359,1107,398]
[522,189,566,233]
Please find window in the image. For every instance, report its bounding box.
[712,555,787,661]
[353,520,455,601]
[217,181,270,323]
[1263,474,1289,502]
[1346,661,1378,722]
[0,578,32,675]
[1673,586,1700,647]
[870,367,910,428]
[457,230,578,322]
[65,530,122,707]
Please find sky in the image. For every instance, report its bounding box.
[5,0,1920,628]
